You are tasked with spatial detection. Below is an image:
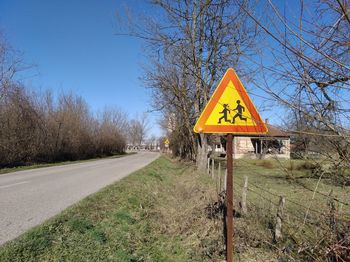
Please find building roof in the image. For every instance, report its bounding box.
[263,124,290,137]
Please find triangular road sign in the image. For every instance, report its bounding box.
[194,68,268,134]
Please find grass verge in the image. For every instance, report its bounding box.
[2,156,347,261]
[0,156,225,261]
[231,158,350,261]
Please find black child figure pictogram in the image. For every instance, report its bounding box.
[218,104,231,124]
[232,100,247,124]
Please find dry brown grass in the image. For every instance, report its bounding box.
[1,156,227,261]
[153,159,226,261]
[256,160,275,169]
[6,156,337,261]
[154,158,280,261]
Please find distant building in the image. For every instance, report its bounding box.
[211,121,291,159]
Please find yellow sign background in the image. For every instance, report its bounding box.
[205,80,255,126]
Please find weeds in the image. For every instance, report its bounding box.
[2,156,349,261]
[0,156,226,261]
[256,160,275,169]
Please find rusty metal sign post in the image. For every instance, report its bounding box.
[193,68,268,261]
[226,134,233,262]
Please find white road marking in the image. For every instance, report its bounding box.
[0,181,30,189]
[0,152,160,245]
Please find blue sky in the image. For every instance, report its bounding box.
[0,0,162,137]
[0,0,315,135]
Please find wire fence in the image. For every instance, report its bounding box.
[207,156,350,261]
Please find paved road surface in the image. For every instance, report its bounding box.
[0,152,159,245]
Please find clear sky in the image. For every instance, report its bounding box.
[0,0,312,135]
[0,0,162,137]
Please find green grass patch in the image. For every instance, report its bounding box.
[234,159,350,212]
[2,156,348,261]
[0,156,224,261]
[231,158,350,260]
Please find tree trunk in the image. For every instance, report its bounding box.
[196,133,208,171]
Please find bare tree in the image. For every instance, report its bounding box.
[119,0,258,169]
[128,113,149,146]
[0,32,31,100]
[0,83,40,166]
[0,32,129,167]
[0,34,17,96]
[96,107,128,155]
[237,0,350,165]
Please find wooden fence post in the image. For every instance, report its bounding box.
[241,176,248,215]
[274,196,285,242]
[211,158,215,179]
[328,190,336,231]
[207,157,210,175]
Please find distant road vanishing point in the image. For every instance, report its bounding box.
[0,152,160,245]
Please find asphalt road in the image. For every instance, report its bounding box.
[0,152,159,245]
